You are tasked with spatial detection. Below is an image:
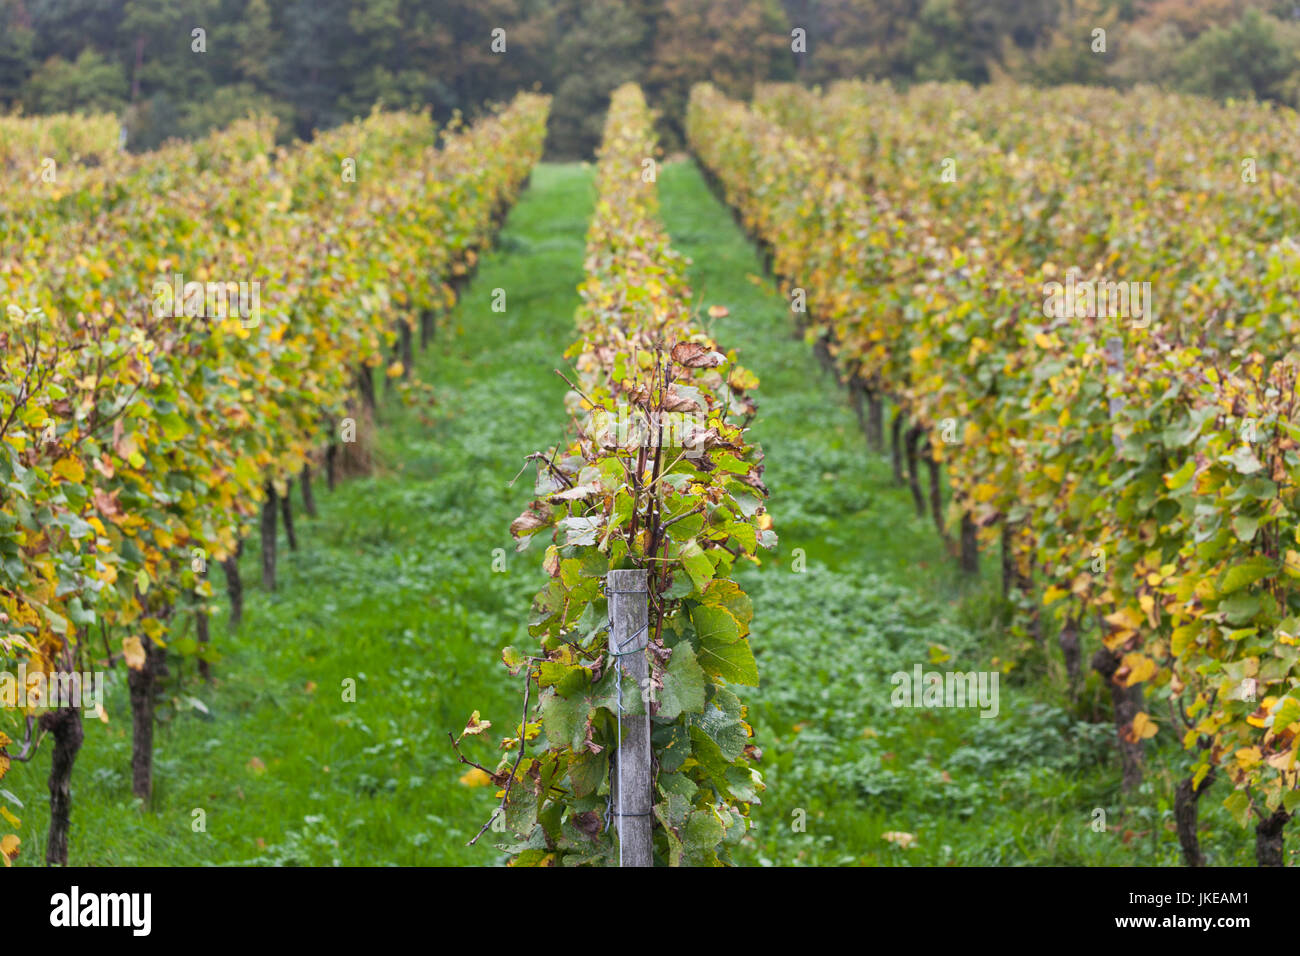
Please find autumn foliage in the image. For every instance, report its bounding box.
[689,79,1300,860]
[0,94,550,864]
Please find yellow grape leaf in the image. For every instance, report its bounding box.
[1266,747,1296,771]
[1130,712,1159,740]
[1122,652,1157,686]
[459,767,493,787]
[52,457,86,484]
[0,806,18,828]
[0,834,18,866]
[728,367,759,391]
[1283,550,1300,579]
[1104,606,1143,631]
[1102,629,1135,652]
[1042,585,1068,605]
[122,636,147,671]
[462,711,492,736]
[1170,623,1200,657]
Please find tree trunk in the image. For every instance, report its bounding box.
[866,390,884,453]
[904,425,926,519]
[280,480,297,551]
[1092,647,1144,792]
[959,511,978,574]
[1174,769,1214,867]
[196,609,211,682]
[222,553,243,628]
[301,463,317,518]
[261,480,277,592]
[890,409,904,485]
[1255,807,1291,867]
[128,635,161,802]
[399,320,413,379]
[357,365,376,414]
[924,443,946,538]
[420,309,433,350]
[1058,615,1081,685]
[40,705,83,865]
[849,380,867,440]
[812,333,835,377]
[326,443,337,491]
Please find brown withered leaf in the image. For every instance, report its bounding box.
[625,383,652,406]
[92,487,122,519]
[670,341,726,369]
[549,482,601,501]
[510,507,550,540]
[572,811,603,838]
[662,387,702,413]
[737,469,770,498]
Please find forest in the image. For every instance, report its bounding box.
[2,0,1299,154]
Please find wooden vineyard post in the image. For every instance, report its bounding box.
[607,568,653,867]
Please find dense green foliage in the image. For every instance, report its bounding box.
[688,77,1300,863]
[0,95,549,865]
[5,158,1260,866]
[2,0,1298,155]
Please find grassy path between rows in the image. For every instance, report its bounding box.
[12,160,1253,866]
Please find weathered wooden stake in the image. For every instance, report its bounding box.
[260,480,277,592]
[607,568,652,867]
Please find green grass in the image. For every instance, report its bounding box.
[7,159,1270,866]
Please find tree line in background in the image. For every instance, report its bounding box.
[0,0,1298,157]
